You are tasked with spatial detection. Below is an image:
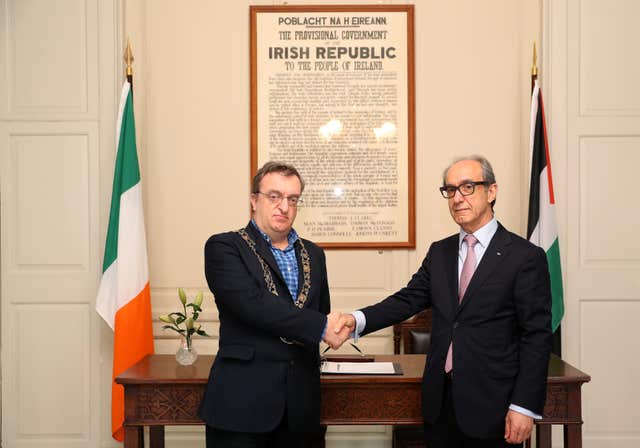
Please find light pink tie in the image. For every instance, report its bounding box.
[445,234,478,373]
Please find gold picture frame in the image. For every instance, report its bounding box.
[250,5,415,249]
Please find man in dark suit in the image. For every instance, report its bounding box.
[199,162,346,448]
[335,156,552,447]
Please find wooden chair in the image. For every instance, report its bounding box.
[392,310,432,448]
[393,309,433,356]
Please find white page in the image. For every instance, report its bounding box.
[321,361,396,374]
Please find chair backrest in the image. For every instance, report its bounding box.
[392,309,433,354]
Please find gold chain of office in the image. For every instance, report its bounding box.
[237,229,311,309]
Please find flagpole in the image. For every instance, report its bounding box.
[124,38,134,86]
[531,42,538,93]
[528,41,564,358]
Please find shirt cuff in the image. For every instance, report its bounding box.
[509,404,542,420]
[350,311,366,343]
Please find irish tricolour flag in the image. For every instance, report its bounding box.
[527,80,564,332]
[96,80,154,441]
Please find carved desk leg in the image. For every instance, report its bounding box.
[124,426,143,448]
[564,424,582,448]
[123,385,144,448]
[150,425,165,448]
[536,424,551,448]
[564,383,583,448]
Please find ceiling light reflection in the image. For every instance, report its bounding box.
[319,119,343,141]
[373,121,396,140]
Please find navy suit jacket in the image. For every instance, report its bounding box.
[361,223,552,438]
[198,222,330,433]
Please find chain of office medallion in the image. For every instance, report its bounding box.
[237,229,310,309]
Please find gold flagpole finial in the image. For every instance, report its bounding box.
[124,38,134,78]
[531,42,538,77]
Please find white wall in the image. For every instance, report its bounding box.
[546,0,640,446]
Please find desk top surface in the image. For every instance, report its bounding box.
[116,353,589,386]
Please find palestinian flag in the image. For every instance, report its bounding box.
[527,80,564,346]
[528,80,565,339]
[95,80,154,441]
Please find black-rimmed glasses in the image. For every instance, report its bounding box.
[439,181,491,199]
[256,191,304,207]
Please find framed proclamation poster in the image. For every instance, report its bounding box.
[250,5,415,249]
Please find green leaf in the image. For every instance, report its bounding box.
[161,325,182,334]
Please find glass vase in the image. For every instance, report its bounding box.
[175,337,198,366]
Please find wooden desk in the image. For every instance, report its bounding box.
[116,354,589,448]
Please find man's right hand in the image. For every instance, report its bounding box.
[323,312,354,349]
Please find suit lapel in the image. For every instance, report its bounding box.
[456,223,512,316]
[443,235,461,315]
[246,223,288,287]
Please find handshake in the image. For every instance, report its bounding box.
[322,312,357,350]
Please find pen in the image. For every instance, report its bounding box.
[323,343,364,355]
[350,342,365,356]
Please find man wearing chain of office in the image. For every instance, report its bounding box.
[199,161,347,447]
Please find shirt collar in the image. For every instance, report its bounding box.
[251,219,299,251]
[459,217,498,250]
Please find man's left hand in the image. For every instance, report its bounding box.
[504,409,533,444]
